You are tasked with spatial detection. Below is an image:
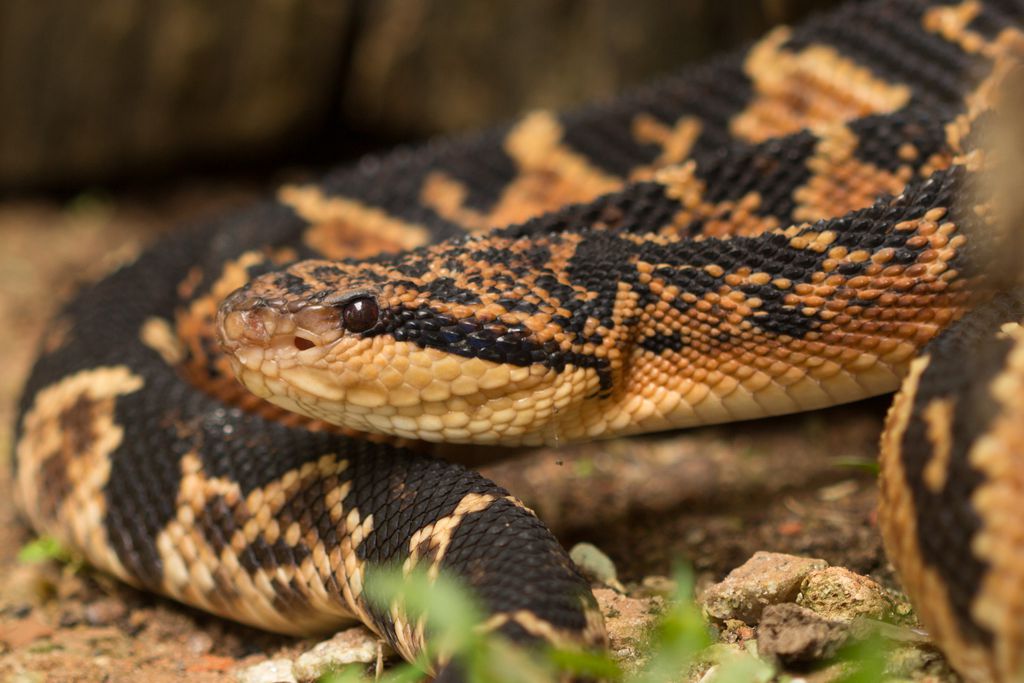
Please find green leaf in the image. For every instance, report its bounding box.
[833,631,891,683]
[632,566,713,683]
[547,647,622,680]
[317,666,371,683]
[17,536,72,564]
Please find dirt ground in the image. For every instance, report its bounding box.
[0,184,937,681]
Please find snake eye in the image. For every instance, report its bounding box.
[340,297,379,333]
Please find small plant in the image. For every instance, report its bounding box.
[17,535,74,565]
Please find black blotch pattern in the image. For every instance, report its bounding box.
[849,110,953,174]
[273,272,312,296]
[697,129,818,222]
[361,164,976,392]
[559,53,755,178]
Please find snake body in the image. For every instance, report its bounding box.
[13,1,1024,680]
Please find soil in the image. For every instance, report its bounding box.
[0,184,933,681]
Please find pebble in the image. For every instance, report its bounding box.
[756,603,849,665]
[797,567,892,623]
[592,588,659,659]
[236,658,296,683]
[186,632,214,656]
[84,598,126,626]
[700,552,828,624]
[291,627,387,681]
[716,618,756,644]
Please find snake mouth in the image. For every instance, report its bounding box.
[218,288,343,351]
[216,289,350,398]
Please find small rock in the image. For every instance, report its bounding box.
[593,588,659,660]
[798,567,892,623]
[717,619,756,644]
[236,658,297,683]
[757,603,849,665]
[570,543,625,592]
[84,598,127,626]
[701,552,829,624]
[186,632,215,656]
[126,609,149,635]
[58,605,83,628]
[292,627,387,682]
[9,673,44,683]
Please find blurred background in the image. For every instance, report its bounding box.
[1,0,843,192]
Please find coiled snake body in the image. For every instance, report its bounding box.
[14,1,1024,680]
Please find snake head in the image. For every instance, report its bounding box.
[216,254,594,445]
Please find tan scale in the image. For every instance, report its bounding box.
[421,111,623,232]
[656,162,783,238]
[922,397,956,492]
[140,316,186,365]
[792,124,923,223]
[403,492,498,580]
[282,185,432,256]
[629,113,704,180]
[730,26,912,143]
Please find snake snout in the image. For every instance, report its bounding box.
[218,285,348,361]
[218,290,275,347]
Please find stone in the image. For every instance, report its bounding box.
[236,658,296,683]
[593,588,659,661]
[292,627,387,682]
[701,552,829,624]
[797,567,893,623]
[756,603,849,665]
[84,598,127,626]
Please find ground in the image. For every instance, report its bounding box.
[0,184,952,681]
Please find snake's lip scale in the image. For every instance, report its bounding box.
[219,290,342,357]
[13,0,1024,681]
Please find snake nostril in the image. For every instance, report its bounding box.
[294,336,315,351]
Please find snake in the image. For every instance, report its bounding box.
[12,0,1024,680]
